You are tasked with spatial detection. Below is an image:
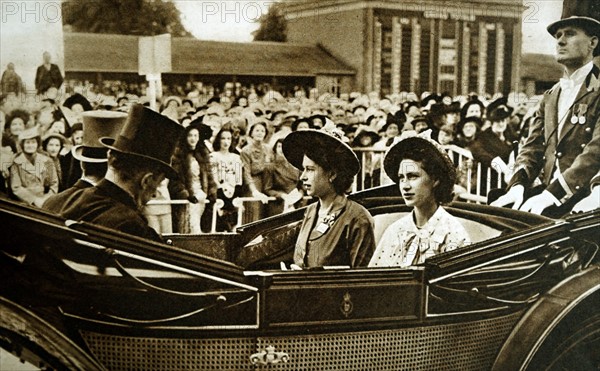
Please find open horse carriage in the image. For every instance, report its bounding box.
[0,184,598,370]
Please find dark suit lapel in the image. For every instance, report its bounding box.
[558,65,600,143]
[545,86,560,142]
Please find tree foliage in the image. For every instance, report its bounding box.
[62,0,191,37]
[253,3,287,42]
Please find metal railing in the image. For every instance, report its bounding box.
[352,145,503,204]
[146,146,504,234]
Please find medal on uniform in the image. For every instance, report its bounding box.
[571,115,578,124]
[316,222,329,234]
[578,104,587,125]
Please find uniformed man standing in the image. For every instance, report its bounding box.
[56,104,183,242]
[492,15,600,217]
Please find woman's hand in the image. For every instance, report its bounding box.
[252,190,270,204]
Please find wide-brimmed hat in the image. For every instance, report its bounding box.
[283,128,360,177]
[411,115,430,128]
[42,132,66,147]
[383,133,455,184]
[100,104,183,179]
[353,127,380,146]
[163,96,182,108]
[63,93,93,111]
[72,111,128,163]
[547,16,600,37]
[18,126,41,142]
[487,97,514,122]
[457,116,483,133]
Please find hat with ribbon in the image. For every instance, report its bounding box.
[72,110,128,163]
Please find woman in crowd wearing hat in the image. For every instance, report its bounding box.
[372,119,403,186]
[455,117,482,148]
[210,126,244,232]
[353,127,381,189]
[42,132,66,192]
[369,133,470,268]
[460,98,485,121]
[240,120,272,222]
[3,109,29,153]
[283,128,376,269]
[9,126,59,207]
[170,120,217,234]
[467,98,516,192]
[411,115,431,134]
[264,138,303,217]
[291,118,312,132]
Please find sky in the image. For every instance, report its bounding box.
[175,0,564,55]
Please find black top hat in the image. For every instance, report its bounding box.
[547,16,600,38]
[283,129,360,177]
[487,97,514,122]
[100,104,183,179]
[73,111,128,163]
[63,93,93,111]
[383,136,455,184]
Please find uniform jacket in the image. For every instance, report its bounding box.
[57,179,162,242]
[10,152,58,205]
[509,64,600,203]
[42,179,93,213]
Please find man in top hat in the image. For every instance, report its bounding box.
[492,13,600,217]
[42,111,127,213]
[54,104,183,242]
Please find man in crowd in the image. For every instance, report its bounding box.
[1,63,25,96]
[492,15,600,217]
[34,51,63,95]
[42,110,127,212]
[53,104,182,242]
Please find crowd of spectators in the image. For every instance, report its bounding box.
[0,72,543,233]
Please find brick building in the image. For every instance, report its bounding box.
[282,0,524,96]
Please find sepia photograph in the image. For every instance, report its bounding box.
[0,0,599,369]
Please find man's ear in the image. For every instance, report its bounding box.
[328,171,338,183]
[140,172,156,189]
[591,36,599,53]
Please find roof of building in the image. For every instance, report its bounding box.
[64,32,355,76]
[281,0,525,19]
[520,53,564,81]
